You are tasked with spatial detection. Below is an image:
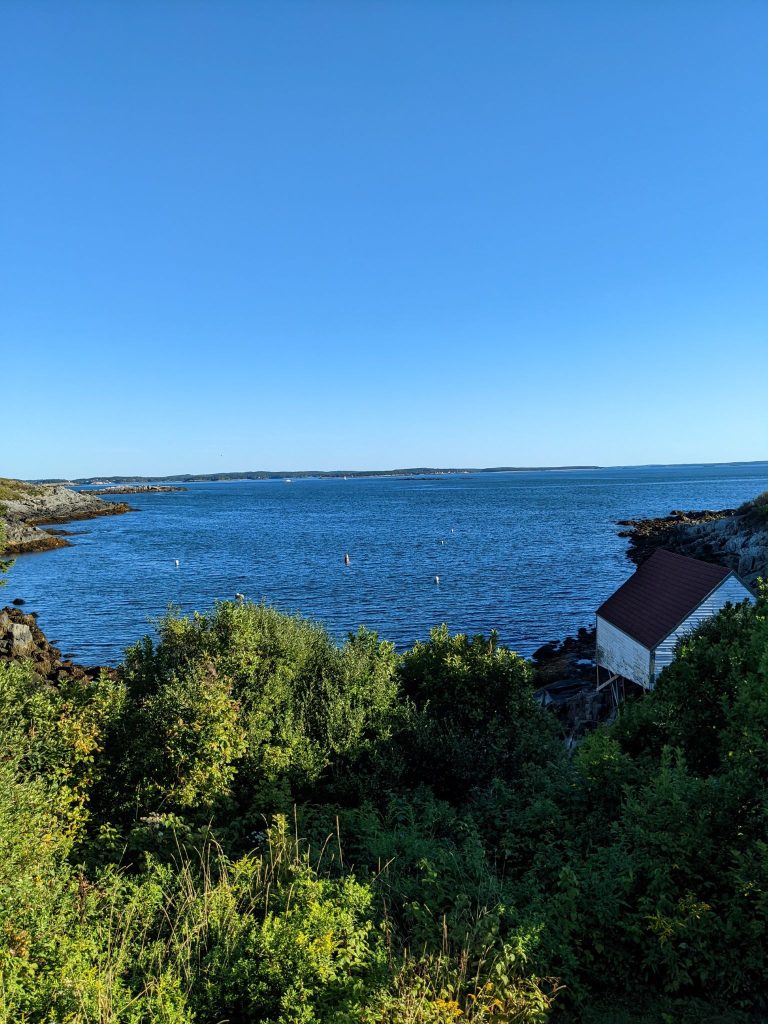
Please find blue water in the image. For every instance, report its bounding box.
[6,464,768,665]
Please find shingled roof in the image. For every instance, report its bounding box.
[596,548,732,650]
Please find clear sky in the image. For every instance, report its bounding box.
[3,1,767,478]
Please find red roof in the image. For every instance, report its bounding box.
[596,548,732,650]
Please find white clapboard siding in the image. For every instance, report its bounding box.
[652,575,755,682]
[596,615,652,689]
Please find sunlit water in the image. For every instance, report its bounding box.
[7,464,768,665]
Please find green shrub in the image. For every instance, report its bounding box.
[737,489,768,526]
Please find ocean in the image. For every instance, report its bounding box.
[6,463,768,666]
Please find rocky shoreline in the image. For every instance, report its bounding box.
[1,481,133,554]
[617,494,767,588]
[0,606,113,682]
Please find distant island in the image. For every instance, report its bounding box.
[37,466,601,485]
[89,485,188,495]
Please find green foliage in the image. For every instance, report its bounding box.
[0,817,384,1023]
[397,625,562,797]
[562,586,768,1010]
[114,603,399,828]
[117,659,246,815]
[2,591,768,1020]
[0,659,125,841]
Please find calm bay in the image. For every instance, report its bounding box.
[8,463,768,665]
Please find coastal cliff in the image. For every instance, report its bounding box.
[0,478,132,553]
[617,491,768,588]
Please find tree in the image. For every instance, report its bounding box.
[396,624,563,798]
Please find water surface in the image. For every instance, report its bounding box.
[8,464,768,665]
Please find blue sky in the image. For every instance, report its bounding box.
[3,1,767,478]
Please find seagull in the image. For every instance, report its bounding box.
[174,559,180,567]
[434,575,440,585]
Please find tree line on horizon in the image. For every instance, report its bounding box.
[30,465,602,485]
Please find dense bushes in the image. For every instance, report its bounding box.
[1,585,766,1021]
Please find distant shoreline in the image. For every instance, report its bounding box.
[30,459,768,486]
[38,466,602,485]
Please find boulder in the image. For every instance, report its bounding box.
[9,622,33,655]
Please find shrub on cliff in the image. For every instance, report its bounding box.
[105,602,399,832]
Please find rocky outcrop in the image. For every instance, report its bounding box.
[2,483,133,554]
[531,628,617,742]
[532,627,596,685]
[0,606,112,682]
[617,496,768,589]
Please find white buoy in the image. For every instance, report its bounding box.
[434,575,440,585]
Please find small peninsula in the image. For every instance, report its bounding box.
[0,478,133,554]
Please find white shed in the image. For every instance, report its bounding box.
[595,548,754,693]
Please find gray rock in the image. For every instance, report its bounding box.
[10,622,33,655]
[1,482,133,554]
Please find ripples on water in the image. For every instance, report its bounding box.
[8,464,768,665]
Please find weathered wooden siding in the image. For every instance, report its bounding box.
[596,615,651,689]
[653,575,755,682]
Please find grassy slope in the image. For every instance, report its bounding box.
[0,478,44,504]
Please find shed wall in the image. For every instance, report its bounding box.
[653,576,755,682]
[596,616,652,689]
